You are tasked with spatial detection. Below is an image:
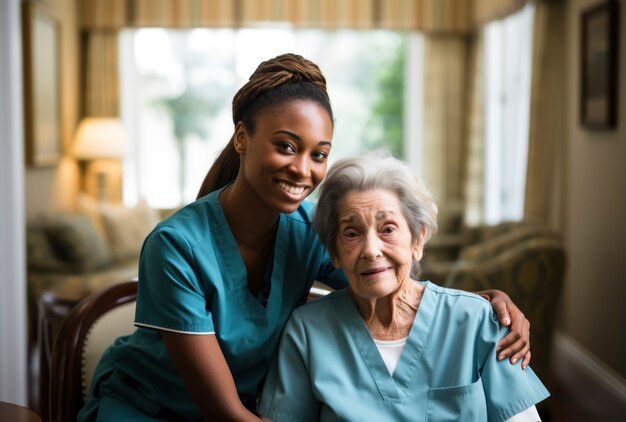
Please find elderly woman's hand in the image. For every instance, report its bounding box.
[477,289,531,369]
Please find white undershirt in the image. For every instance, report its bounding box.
[373,337,408,376]
[373,338,541,422]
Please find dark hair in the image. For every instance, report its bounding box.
[196,53,333,199]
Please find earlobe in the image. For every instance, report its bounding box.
[233,122,247,154]
[413,227,427,262]
[413,246,423,262]
[331,255,341,269]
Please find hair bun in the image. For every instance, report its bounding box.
[232,53,328,122]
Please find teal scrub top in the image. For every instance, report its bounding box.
[258,282,549,422]
[78,188,347,421]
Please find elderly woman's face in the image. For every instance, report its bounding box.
[333,189,423,300]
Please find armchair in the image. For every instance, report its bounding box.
[49,281,137,422]
[445,237,566,388]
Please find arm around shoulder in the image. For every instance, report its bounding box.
[475,288,531,367]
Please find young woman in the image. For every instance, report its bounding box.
[78,53,531,421]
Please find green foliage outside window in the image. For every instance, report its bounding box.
[365,37,405,158]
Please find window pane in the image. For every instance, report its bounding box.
[483,4,535,224]
[120,29,411,208]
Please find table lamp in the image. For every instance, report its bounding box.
[72,117,128,201]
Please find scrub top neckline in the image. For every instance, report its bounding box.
[206,188,288,321]
[332,281,435,402]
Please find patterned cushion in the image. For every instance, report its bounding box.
[77,195,160,264]
[460,225,561,262]
[100,200,159,263]
[44,214,112,272]
[26,223,72,272]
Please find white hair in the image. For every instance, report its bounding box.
[313,151,438,276]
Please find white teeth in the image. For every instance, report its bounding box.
[277,181,306,195]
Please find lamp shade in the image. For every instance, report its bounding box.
[72,117,128,159]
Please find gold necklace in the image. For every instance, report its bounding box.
[231,224,277,262]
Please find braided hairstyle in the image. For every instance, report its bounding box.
[196,53,333,198]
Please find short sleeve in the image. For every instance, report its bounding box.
[134,225,215,334]
[478,310,550,422]
[258,310,320,422]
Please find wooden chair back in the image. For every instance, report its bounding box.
[49,281,137,422]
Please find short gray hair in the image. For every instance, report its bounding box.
[313,151,438,276]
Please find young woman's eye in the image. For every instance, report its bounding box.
[311,151,328,161]
[277,142,296,153]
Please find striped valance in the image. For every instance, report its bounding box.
[79,0,474,33]
[471,0,530,26]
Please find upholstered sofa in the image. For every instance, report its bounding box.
[26,195,167,416]
[26,196,164,301]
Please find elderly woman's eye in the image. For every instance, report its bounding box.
[381,225,396,234]
[343,230,358,239]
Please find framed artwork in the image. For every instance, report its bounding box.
[22,3,62,166]
[580,0,619,129]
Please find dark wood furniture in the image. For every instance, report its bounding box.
[0,401,42,422]
[48,281,137,422]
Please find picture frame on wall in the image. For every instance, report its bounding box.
[580,0,619,129]
[22,2,62,166]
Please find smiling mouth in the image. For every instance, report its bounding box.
[360,267,389,276]
[276,180,308,195]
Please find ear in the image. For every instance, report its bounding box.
[412,226,427,262]
[233,122,247,154]
[331,254,342,269]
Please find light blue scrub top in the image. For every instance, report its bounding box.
[78,188,347,421]
[258,282,549,422]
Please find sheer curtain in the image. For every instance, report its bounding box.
[485,4,534,224]
[483,3,535,224]
[464,4,535,226]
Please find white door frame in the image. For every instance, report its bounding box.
[0,0,28,405]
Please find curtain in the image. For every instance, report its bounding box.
[84,31,120,117]
[422,35,468,217]
[524,0,566,226]
[462,32,486,227]
[79,0,472,32]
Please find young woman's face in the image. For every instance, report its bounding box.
[333,189,423,300]
[236,100,333,214]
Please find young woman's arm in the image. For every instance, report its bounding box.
[477,289,531,368]
[161,331,261,422]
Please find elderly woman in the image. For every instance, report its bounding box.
[258,152,549,421]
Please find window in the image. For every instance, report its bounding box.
[483,4,535,224]
[120,28,416,208]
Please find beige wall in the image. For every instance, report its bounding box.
[561,0,626,379]
[24,0,80,219]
